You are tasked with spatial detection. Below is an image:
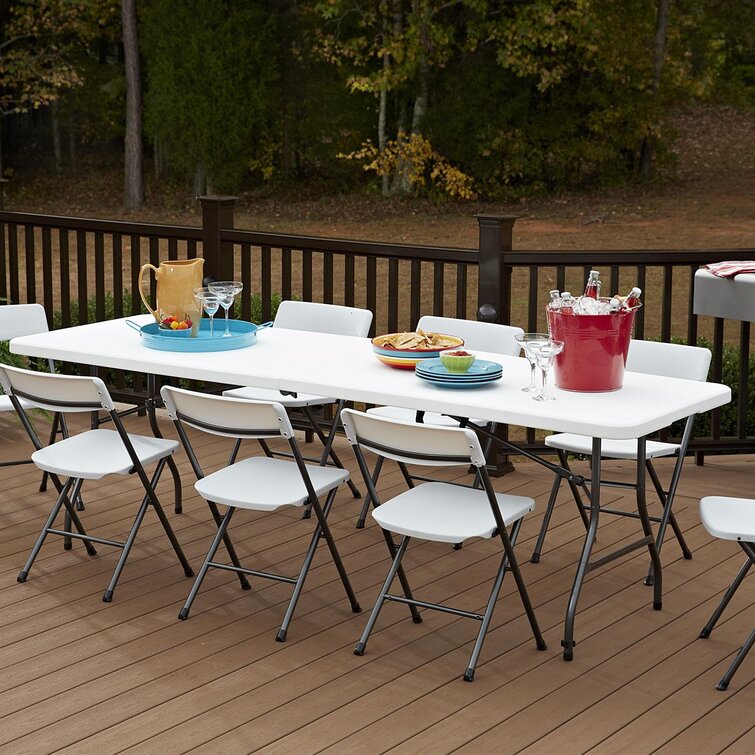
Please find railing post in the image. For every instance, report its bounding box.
[199,195,236,282]
[0,178,8,210]
[475,214,518,476]
[476,214,517,324]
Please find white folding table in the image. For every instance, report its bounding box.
[11,315,731,659]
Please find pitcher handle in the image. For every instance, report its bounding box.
[138,263,160,322]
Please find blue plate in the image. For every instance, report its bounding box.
[416,359,503,378]
[127,319,272,352]
[418,377,500,389]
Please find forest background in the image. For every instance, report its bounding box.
[0,0,753,251]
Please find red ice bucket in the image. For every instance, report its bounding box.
[546,306,637,392]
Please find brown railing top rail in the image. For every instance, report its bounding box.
[0,211,203,241]
[506,249,755,265]
[220,227,478,264]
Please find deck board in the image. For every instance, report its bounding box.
[0,411,752,754]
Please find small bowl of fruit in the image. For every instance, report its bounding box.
[158,314,194,336]
[439,349,476,373]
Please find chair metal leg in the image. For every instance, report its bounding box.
[647,458,692,559]
[58,480,97,556]
[531,472,562,563]
[717,626,755,691]
[63,510,73,551]
[150,491,194,578]
[179,506,235,619]
[103,498,150,602]
[206,500,250,591]
[18,478,75,583]
[700,557,752,638]
[277,488,339,642]
[356,456,384,529]
[39,411,61,493]
[355,535,410,656]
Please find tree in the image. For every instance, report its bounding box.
[121,0,143,209]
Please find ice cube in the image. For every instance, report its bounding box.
[574,297,612,315]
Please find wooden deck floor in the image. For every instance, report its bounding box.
[0,411,753,754]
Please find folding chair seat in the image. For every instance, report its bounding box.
[0,364,193,602]
[531,339,711,585]
[698,496,755,691]
[161,386,361,641]
[223,300,373,502]
[342,408,545,682]
[357,316,524,528]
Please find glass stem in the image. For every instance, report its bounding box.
[209,315,214,338]
[540,366,549,400]
[224,307,230,336]
[529,362,537,391]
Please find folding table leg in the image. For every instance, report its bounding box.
[635,438,663,608]
[700,557,752,638]
[531,471,562,563]
[355,535,410,656]
[147,374,183,515]
[563,438,602,661]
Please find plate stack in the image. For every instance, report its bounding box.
[415,359,503,389]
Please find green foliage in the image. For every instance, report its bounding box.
[142,0,279,192]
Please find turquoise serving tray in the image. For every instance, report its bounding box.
[127,319,272,352]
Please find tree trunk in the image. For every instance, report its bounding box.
[378,1,390,196]
[193,163,207,196]
[121,0,144,209]
[67,103,77,175]
[51,100,63,174]
[0,116,4,177]
[641,0,671,181]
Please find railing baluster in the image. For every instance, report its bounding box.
[410,259,421,329]
[661,264,672,342]
[24,225,36,303]
[433,262,444,316]
[76,230,88,324]
[8,223,18,305]
[130,235,141,315]
[303,250,312,302]
[687,265,698,345]
[261,245,272,322]
[527,266,538,332]
[241,244,252,320]
[0,222,6,302]
[388,258,399,332]
[610,265,619,298]
[711,317,724,440]
[635,265,646,339]
[95,231,106,321]
[168,238,178,261]
[556,265,565,294]
[323,251,333,304]
[42,227,53,324]
[367,257,377,337]
[456,263,467,320]
[60,229,71,327]
[738,321,750,439]
[344,254,355,307]
[282,248,292,301]
[187,239,197,259]
[113,233,123,318]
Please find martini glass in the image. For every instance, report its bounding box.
[208,281,243,337]
[193,287,220,338]
[531,339,564,401]
[515,333,550,393]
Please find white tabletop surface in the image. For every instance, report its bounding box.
[11,315,731,440]
[693,268,755,322]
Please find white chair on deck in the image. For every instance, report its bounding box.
[698,496,755,691]
[162,386,361,642]
[531,340,711,583]
[223,300,373,501]
[357,315,524,528]
[0,364,193,602]
[342,408,545,682]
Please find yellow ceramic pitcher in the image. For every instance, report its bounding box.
[138,258,204,333]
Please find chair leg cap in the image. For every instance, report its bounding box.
[699,628,711,639]
[716,680,729,691]
[241,579,252,591]
[644,575,654,586]
[64,542,73,551]
[354,642,366,656]
[174,505,183,515]
[683,551,693,560]
[463,669,475,682]
[276,629,288,643]
[453,543,463,551]
[102,590,113,603]
[530,554,541,564]
[178,607,190,620]
[351,603,362,614]
[184,568,195,578]
[356,520,365,529]
[653,601,663,611]
[412,615,423,624]
[17,571,27,583]
[537,640,547,651]
[301,510,312,520]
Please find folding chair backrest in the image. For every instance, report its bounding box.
[273,300,373,337]
[0,303,49,341]
[0,364,112,412]
[342,408,486,467]
[417,316,524,357]
[161,386,294,440]
[626,340,711,382]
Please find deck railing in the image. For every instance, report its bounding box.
[1,195,753,463]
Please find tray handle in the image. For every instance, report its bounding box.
[125,319,143,333]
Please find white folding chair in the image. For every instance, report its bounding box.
[223,300,373,502]
[342,408,545,682]
[698,496,755,691]
[531,339,711,584]
[162,386,361,641]
[0,303,64,481]
[0,364,193,602]
[357,316,524,528]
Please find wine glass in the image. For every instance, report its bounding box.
[515,333,551,393]
[531,339,564,401]
[193,287,220,337]
[208,281,243,337]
